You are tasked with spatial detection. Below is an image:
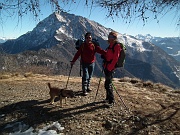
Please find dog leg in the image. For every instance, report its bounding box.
[65,97,67,104]
[50,97,55,104]
[59,96,63,107]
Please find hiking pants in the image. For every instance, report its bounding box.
[82,62,95,92]
[104,69,114,104]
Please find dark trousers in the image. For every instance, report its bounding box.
[104,69,114,104]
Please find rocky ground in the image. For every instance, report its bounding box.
[0,73,179,135]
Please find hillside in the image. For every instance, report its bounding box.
[0,73,179,135]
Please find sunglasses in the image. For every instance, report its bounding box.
[86,36,92,39]
[108,35,116,39]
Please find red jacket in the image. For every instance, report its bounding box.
[72,42,106,64]
[104,42,122,71]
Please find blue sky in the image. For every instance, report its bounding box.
[0,1,179,39]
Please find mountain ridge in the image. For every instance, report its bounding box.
[135,34,180,62]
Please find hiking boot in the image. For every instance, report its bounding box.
[106,101,114,108]
[103,99,109,103]
[82,91,88,96]
[87,88,92,92]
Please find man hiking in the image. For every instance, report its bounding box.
[71,32,106,96]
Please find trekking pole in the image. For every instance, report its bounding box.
[65,65,73,89]
[80,61,82,77]
[94,68,104,103]
[112,82,131,114]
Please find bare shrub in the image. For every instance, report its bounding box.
[143,80,154,87]
[119,77,132,82]
[173,90,180,94]
[153,83,171,92]
[130,78,142,84]
[0,0,179,26]
[22,65,53,75]
[160,87,169,92]
[11,72,20,77]
[0,72,18,79]
[0,74,12,79]
[134,82,143,88]
[153,83,163,89]
[24,72,34,78]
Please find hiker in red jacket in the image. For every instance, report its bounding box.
[103,31,122,107]
[71,32,106,96]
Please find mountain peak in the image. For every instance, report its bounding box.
[135,34,154,41]
[54,11,69,23]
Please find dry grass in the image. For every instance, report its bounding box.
[119,77,142,83]
[24,72,35,77]
[0,72,179,135]
[143,80,154,87]
[0,72,20,79]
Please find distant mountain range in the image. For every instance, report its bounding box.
[1,33,179,62]
[0,12,179,88]
[0,37,10,43]
[135,34,180,62]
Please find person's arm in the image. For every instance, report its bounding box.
[70,45,83,65]
[95,45,106,56]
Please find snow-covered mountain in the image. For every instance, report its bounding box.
[0,12,179,88]
[135,34,180,62]
[0,37,9,43]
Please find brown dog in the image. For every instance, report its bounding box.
[47,83,74,107]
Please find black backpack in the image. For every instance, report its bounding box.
[75,39,84,50]
[75,38,100,50]
[108,42,126,68]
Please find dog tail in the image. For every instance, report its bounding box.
[47,83,51,89]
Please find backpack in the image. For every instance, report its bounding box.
[92,38,100,47]
[75,39,84,50]
[75,38,100,50]
[108,42,126,68]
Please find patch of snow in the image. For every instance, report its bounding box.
[166,47,173,50]
[43,28,47,32]
[160,42,166,45]
[121,34,152,52]
[170,51,180,56]
[6,121,64,135]
[0,37,16,43]
[56,13,67,23]
[173,66,180,80]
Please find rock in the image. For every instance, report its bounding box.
[103,120,113,130]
